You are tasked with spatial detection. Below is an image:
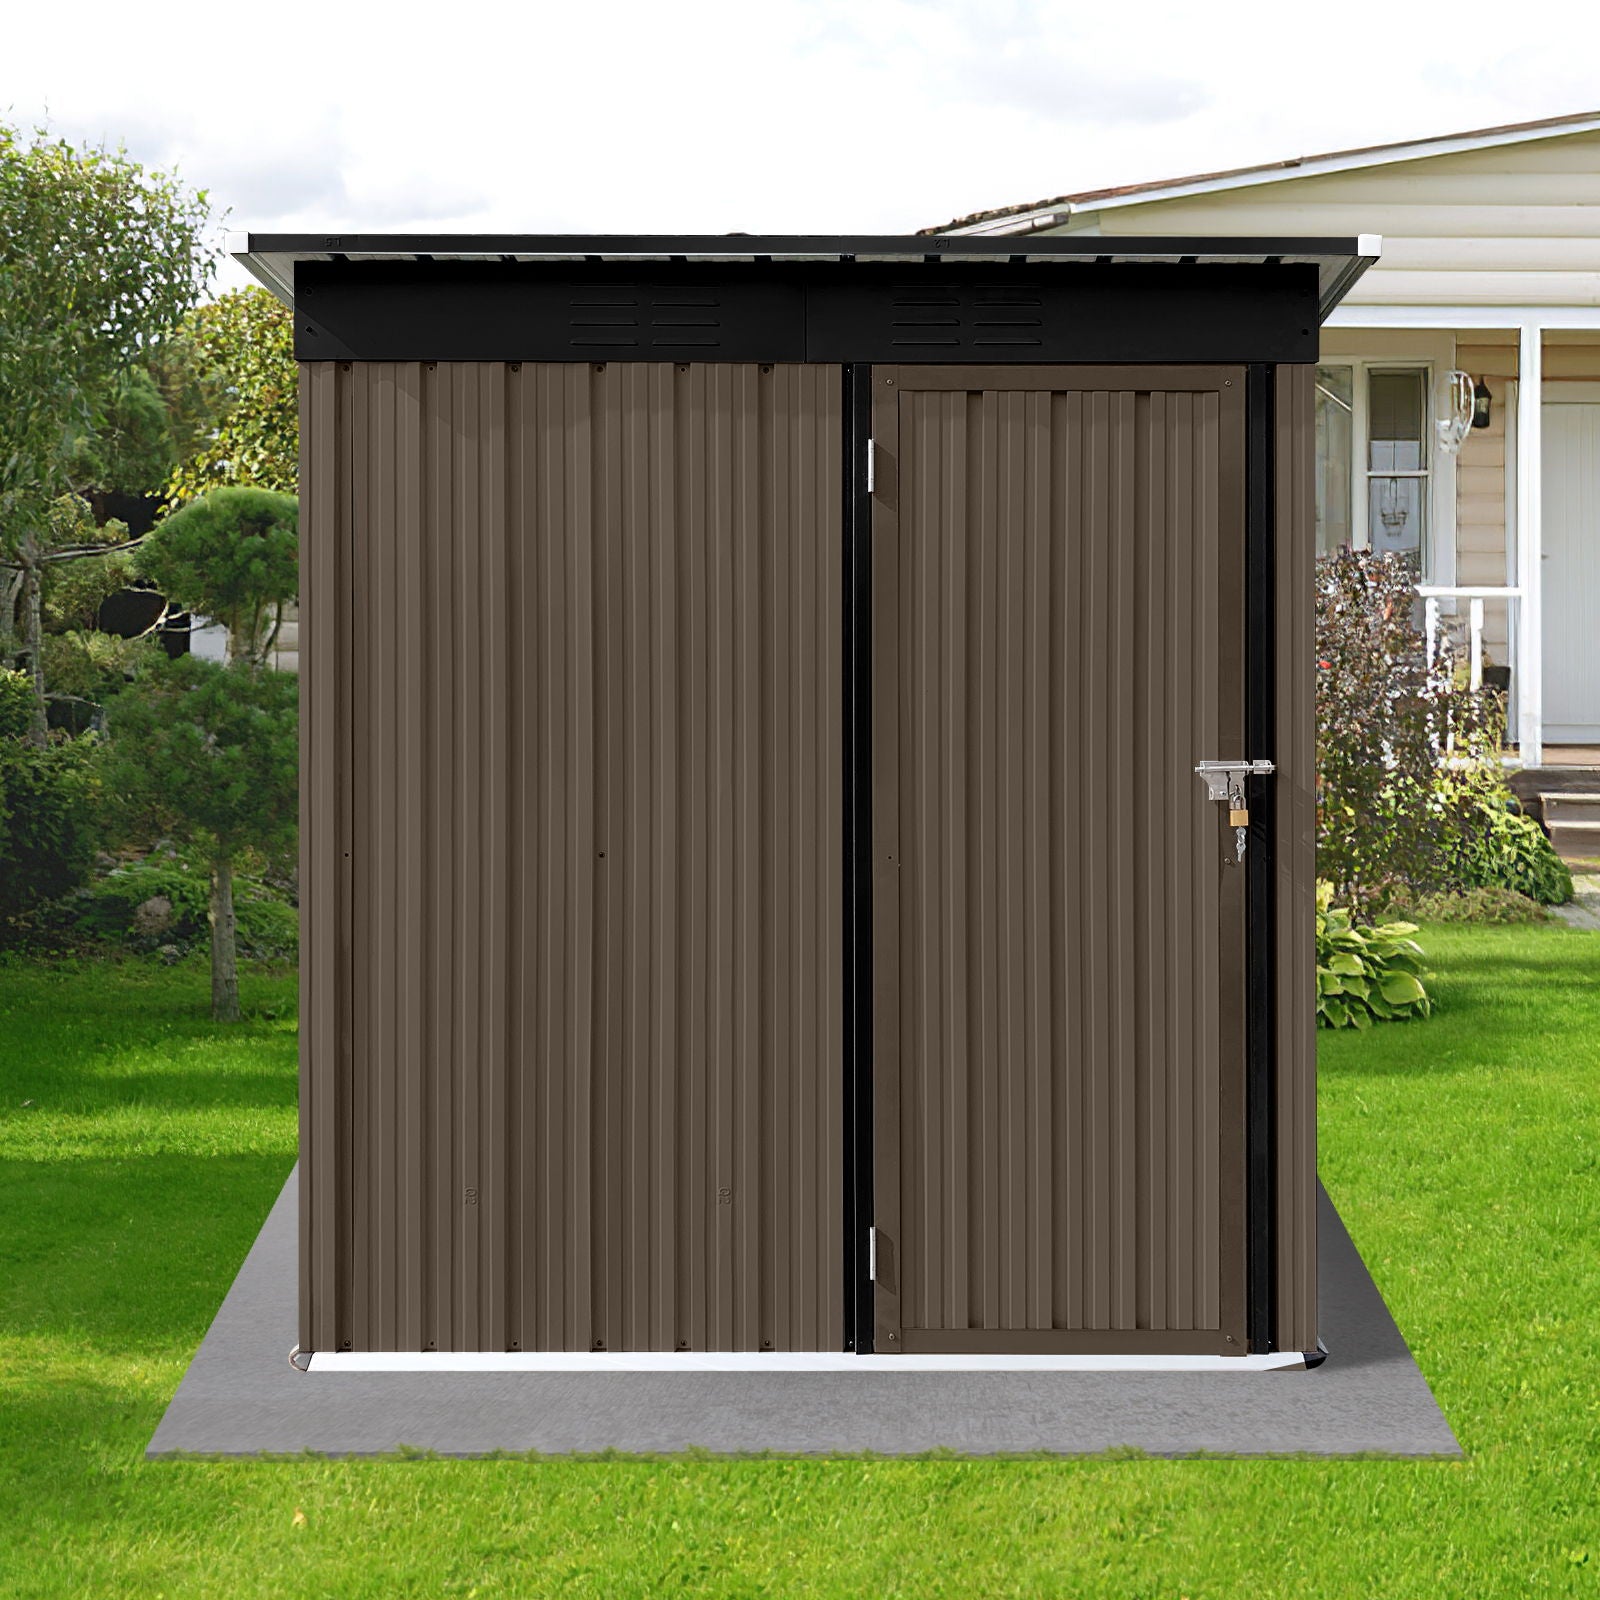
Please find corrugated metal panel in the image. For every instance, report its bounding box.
[872,365,1247,1355]
[1274,363,1319,1353]
[300,360,844,1353]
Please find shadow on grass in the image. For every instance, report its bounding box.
[3,1067,297,1114]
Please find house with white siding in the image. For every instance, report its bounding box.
[928,110,1600,786]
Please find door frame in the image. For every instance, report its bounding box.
[861,363,1253,1355]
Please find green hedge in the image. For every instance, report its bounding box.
[0,736,101,936]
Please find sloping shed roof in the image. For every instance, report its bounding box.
[231,232,1379,324]
[923,108,1600,237]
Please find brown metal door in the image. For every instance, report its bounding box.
[870,365,1248,1355]
[300,361,843,1353]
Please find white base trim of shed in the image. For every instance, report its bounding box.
[303,1349,1315,1374]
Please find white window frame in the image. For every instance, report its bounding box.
[1315,335,1458,586]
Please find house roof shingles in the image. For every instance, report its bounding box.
[917,107,1600,235]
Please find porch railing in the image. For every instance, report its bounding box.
[1416,584,1522,738]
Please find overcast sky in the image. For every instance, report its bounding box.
[7,0,1599,293]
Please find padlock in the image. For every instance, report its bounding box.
[1229,806,1249,828]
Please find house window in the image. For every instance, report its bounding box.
[1313,362,1433,577]
[1366,367,1428,571]
[1315,366,1353,556]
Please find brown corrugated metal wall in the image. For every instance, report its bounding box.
[1274,364,1319,1352]
[871,366,1248,1354]
[300,360,844,1353]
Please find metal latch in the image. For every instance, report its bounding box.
[867,1226,877,1282]
[1195,760,1275,864]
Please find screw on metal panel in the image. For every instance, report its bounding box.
[1224,379,1232,387]
[510,362,522,372]
[760,364,772,374]
[339,363,350,373]
[594,363,606,373]
[426,362,436,372]
[884,377,894,385]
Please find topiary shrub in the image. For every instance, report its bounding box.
[135,487,297,669]
[1316,882,1431,1029]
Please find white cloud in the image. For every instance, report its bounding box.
[5,0,1598,297]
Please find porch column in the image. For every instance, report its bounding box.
[1516,323,1543,766]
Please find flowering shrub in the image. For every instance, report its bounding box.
[1315,550,1498,912]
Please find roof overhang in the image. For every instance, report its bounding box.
[230,232,1380,325]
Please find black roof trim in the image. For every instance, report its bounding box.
[232,232,1378,324]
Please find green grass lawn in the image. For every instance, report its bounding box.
[2,929,1598,1598]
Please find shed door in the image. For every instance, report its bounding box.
[870,365,1249,1354]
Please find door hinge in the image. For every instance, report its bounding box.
[867,1226,877,1282]
[866,438,875,494]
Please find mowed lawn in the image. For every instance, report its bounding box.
[1,928,1597,1599]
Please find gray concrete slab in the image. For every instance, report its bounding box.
[148,1171,1460,1457]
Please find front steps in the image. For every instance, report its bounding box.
[1540,794,1600,872]
[1508,766,1600,871]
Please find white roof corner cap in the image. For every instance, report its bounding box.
[959,203,1073,238]
[1357,233,1384,259]
[225,229,252,257]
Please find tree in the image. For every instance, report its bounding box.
[160,287,298,499]
[0,121,212,742]
[135,488,298,670]
[102,657,297,1020]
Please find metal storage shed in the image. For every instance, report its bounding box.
[234,231,1378,1367]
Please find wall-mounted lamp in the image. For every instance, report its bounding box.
[1472,379,1493,429]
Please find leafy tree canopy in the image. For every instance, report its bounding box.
[0,120,213,547]
[161,287,297,499]
[64,364,180,501]
[134,487,298,668]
